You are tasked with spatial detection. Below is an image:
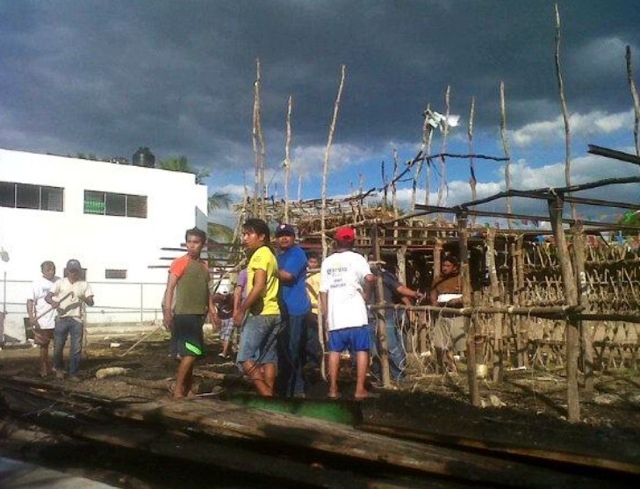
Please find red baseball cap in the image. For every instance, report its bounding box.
[334,227,355,242]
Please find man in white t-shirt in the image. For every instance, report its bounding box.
[45,259,94,381]
[26,261,59,377]
[320,227,375,400]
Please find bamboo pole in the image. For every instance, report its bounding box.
[554,4,575,220]
[454,176,640,210]
[425,239,444,356]
[320,65,346,260]
[626,45,640,158]
[284,95,293,223]
[571,221,594,390]
[392,149,399,219]
[486,228,504,382]
[432,239,443,285]
[458,212,479,406]
[548,194,580,423]
[252,58,266,218]
[499,81,513,229]
[372,224,391,386]
[509,238,523,367]
[369,303,586,317]
[411,105,429,212]
[436,86,451,209]
[397,246,407,285]
[381,160,388,210]
[468,96,477,227]
[515,235,526,368]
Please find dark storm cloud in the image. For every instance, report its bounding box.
[1,0,639,175]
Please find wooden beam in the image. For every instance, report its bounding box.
[588,144,640,166]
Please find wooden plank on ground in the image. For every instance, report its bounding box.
[112,398,602,488]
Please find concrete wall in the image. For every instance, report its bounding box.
[0,148,209,341]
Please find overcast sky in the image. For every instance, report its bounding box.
[2,0,639,225]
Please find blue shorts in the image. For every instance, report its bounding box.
[237,314,280,364]
[174,314,205,357]
[328,326,370,353]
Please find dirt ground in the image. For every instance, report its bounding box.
[1,331,640,483]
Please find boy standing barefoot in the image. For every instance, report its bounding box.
[163,228,213,399]
[233,219,281,396]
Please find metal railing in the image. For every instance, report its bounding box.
[1,274,165,328]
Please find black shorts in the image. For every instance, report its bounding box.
[174,314,206,357]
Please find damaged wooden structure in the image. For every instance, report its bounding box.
[1,376,638,488]
[236,145,640,423]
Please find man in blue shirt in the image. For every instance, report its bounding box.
[369,256,424,382]
[275,223,312,397]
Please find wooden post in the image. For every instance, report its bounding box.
[252,58,266,219]
[283,95,293,223]
[320,65,346,261]
[459,213,480,406]
[372,224,391,386]
[392,149,399,219]
[426,239,444,358]
[515,235,527,369]
[571,221,593,390]
[487,228,504,382]
[626,45,640,157]
[509,238,524,367]
[436,86,451,209]
[499,81,513,229]
[548,195,580,422]
[396,246,407,284]
[468,97,477,227]
[432,239,444,285]
[554,4,576,220]
[397,246,411,354]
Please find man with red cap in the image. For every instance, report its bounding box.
[320,226,375,400]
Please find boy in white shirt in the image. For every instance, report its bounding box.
[26,261,59,377]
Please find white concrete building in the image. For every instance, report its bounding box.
[0,148,209,342]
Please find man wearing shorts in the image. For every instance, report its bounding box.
[233,218,281,397]
[320,227,375,400]
[26,260,59,378]
[162,227,213,399]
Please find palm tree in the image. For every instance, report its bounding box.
[159,157,236,254]
[208,191,232,213]
[207,191,235,240]
[159,156,210,184]
[206,193,237,269]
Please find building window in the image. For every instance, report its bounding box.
[0,181,63,211]
[84,190,147,218]
[105,269,127,279]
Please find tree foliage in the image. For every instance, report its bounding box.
[617,211,640,236]
[208,191,232,212]
[159,156,210,184]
